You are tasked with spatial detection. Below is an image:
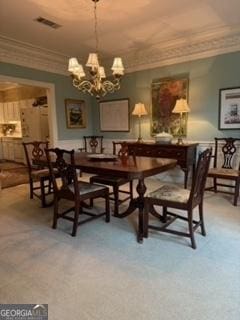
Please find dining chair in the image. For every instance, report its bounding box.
[144,148,212,249]
[79,136,104,153]
[23,141,53,207]
[206,137,240,206]
[45,147,110,236]
[89,141,133,216]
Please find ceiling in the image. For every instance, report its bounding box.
[1,0,240,74]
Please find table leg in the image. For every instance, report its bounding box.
[114,177,146,243]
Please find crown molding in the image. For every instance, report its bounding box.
[1,26,240,76]
[123,27,240,72]
[0,36,69,75]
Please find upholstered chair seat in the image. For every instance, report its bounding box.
[148,184,190,204]
[208,167,239,178]
[68,181,107,196]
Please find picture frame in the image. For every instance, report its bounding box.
[65,99,87,129]
[99,98,130,132]
[151,76,189,136]
[219,87,240,130]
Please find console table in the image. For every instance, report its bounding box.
[125,142,198,188]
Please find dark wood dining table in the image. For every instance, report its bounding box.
[73,152,177,242]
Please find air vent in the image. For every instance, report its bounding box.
[34,16,62,29]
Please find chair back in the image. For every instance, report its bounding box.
[213,138,240,170]
[189,148,212,206]
[23,141,49,172]
[45,148,79,197]
[112,141,127,155]
[83,136,104,153]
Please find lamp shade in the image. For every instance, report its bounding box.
[68,57,80,73]
[132,103,148,116]
[99,66,106,79]
[172,99,190,113]
[111,57,124,73]
[86,53,99,68]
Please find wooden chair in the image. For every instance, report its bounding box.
[206,137,240,206]
[23,141,53,207]
[144,148,212,249]
[79,136,104,153]
[89,141,133,216]
[45,148,110,236]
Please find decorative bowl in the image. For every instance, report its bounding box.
[155,131,173,144]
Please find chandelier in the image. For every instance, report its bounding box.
[68,0,124,99]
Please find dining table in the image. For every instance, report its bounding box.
[73,152,177,242]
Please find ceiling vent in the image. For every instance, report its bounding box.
[34,17,62,29]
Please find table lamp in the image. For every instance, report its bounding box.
[172,98,190,145]
[132,103,148,142]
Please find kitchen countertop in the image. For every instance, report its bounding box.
[0,136,23,140]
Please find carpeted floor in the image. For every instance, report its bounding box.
[0,161,29,188]
[0,177,239,320]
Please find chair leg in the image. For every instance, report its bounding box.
[188,209,196,249]
[90,198,94,208]
[47,178,52,194]
[129,180,133,200]
[52,197,58,229]
[213,177,217,192]
[30,178,34,199]
[105,194,110,223]
[113,185,119,216]
[40,178,46,207]
[162,206,167,223]
[72,203,80,237]
[233,180,239,206]
[199,202,206,236]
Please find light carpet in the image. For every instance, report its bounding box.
[0,178,239,320]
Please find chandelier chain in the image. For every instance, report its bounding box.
[94,1,99,54]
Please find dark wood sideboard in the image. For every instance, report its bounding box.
[125,142,198,188]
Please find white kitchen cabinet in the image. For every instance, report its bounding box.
[8,142,14,160]
[2,138,23,162]
[0,103,4,123]
[2,141,9,159]
[14,140,24,162]
[0,139,3,159]
[3,102,14,122]
[12,101,20,121]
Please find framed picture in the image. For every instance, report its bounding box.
[99,98,130,132]
[219,87,240,129]
[65,99,87,129]
[151,76,189,136]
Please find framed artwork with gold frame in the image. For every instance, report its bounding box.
[151,76,189,137]
[65,99,87,129]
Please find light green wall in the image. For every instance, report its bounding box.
[0,62,94,140]
[1,51,240,142]
[92,51,240,140]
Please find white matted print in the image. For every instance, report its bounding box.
[219,87,240,129]
[99,99,130,132]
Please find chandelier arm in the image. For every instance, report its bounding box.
[101,79,121,93]
[72,79,94,95]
